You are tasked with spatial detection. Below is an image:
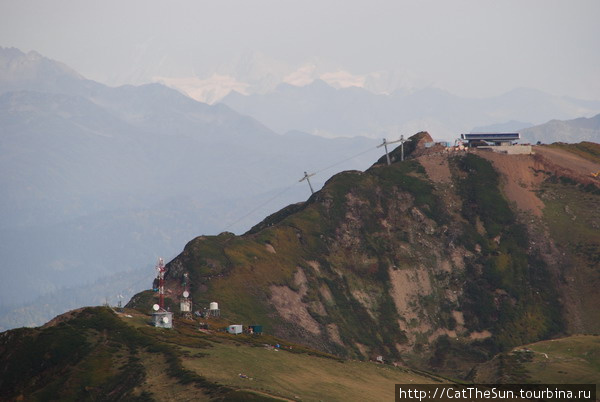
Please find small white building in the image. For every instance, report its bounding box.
[227,324,243,334]
[152,311,173,329]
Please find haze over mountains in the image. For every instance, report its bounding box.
[0,48,379,329]
[1,46,599,331]
[221,81,600,140]
[152,54,425,105]
[521,113,600,143]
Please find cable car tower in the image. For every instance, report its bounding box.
[299,171,316,194]
[377,135,406,165]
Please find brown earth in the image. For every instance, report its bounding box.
[270,268,321,335]
[475,150,546,217]
[535,146,600,177]
[418,154,452,184]
[417,146,599,218]
[413,145,599,338]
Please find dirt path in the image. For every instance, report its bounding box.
[535,146,600,176]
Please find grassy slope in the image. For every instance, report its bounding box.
[160,160,444,359]
[0,308,150,402]
[549,142,600,165]
[123,309,447,401]
[0,307,277,402]
[523,335,600,386]
[451,154,563,349]
[473,335,600,393]
[0,307,448,401]
[540,179,600,332]
[131,151,571,376]
[183,342,442,402]
[121,310,449,401]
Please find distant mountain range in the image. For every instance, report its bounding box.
[471,120,534,133]
[521,113,600,143]
[0,47,380,328]
[221,80,600,141]
[471,114,600,144]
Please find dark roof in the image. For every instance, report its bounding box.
[461,133,520,140]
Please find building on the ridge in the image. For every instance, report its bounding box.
[152,310,173,329]
[460,132,520,147]
[460,132,532,154]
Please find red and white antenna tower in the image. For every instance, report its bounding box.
[156,257,166,310]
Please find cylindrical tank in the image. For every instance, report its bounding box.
[209,302,219,310]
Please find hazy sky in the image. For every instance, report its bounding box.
[2,0,600,99]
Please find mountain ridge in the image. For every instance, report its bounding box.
[0,47,380,328]
[1,137,598,399]
[126,136,600,379]
[521,113,600,143]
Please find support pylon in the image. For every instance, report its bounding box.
[299,171,316,194]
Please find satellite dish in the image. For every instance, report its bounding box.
[152,304,160,311]
[162,316,169,323]
[183,291,189,298]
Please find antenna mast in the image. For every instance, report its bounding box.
[299,171,316,194]
[156,257,166,310]
[180,272,193,319]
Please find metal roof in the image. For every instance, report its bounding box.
[461,133,520,140]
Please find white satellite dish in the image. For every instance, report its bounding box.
[183,291,189,298]
[162,316,169,323]
[152,304,160,311]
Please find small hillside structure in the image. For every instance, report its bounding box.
[227,324,243,334]
[152,311,173,329]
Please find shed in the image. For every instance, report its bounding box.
[227,324,243,334]
[152,311,173,329]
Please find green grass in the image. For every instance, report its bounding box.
[541,179,600,332]
[119,309,448,401]
[524,335,600,385]
[182,340,444,402]
[0,308,234,401]
[542,181,600,246]
[476,335,600,394]
[549,142,600,164]
[451,154,563,352]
